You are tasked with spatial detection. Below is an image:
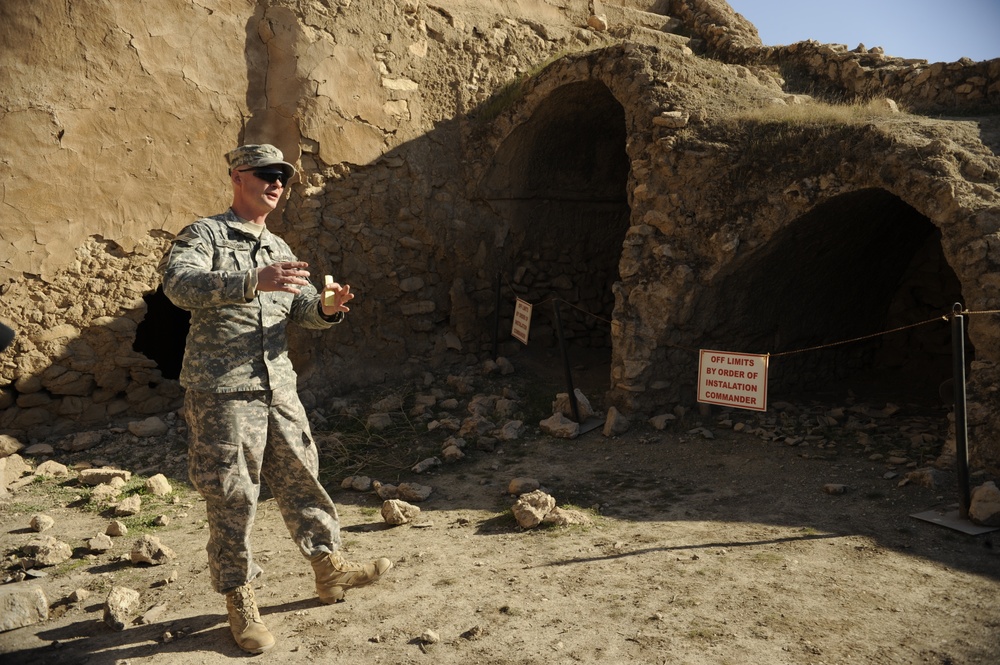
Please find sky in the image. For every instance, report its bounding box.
[725,0,1000,63]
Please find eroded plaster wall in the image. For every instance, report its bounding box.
[0,0,252,282]
[0,0,256,435]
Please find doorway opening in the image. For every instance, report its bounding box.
[483,80,631,399]
[698,188,967,406]
[133,287,190,381]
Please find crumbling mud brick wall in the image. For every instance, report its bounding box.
[1,0,998,467]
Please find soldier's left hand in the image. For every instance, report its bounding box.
[321,280,354,316]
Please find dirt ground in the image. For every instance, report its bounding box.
[1,354,998,665]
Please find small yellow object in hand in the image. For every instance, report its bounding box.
[323,275,336,308]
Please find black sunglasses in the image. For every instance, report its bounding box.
[238,168,289,186]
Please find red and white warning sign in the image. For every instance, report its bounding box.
[511,298,532,345]
[697,350,769,412]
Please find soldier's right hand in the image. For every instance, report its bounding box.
[257,261,311,294]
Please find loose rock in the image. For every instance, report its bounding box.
[22,443,54,456]
[0,434,25,457]
[603,407,630,436]
[507,477,540,495]
[412,457,441,474]
[552,389,594,420]
[366,413,393,430]
[351,475,373,491]
[904,468,949,489]
[396,482,433,502]
[34,460,70,477]
[128,416,168,437]
[2,454,31,486]
[144,474,172,497]
[0,587,48,632]
[29,514,55,533]
[382,499,421,525]
[969,481,1000,526]
[104,586,141,631]
[91,483,121,503]
[106,520,128,537]
[130,534,176,565]
[22,535,73,567]
[649,413,677,429]
[539,413,579,439]
[87,533,114,553]
[542,506,591,527]
[115,495,142,516]
[138,601,168,625]
[373,481,398,500]
[59,431,103,452]
[79,468,131,486]
[441,445,465,463]
[496,420,524,441]
[512,490,556,529]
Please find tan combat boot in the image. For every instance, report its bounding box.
[311,551,393,604]
[225,584,275,653]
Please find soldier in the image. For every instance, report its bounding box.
[159,144,391,653]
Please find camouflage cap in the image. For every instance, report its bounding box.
[225,144,296,179]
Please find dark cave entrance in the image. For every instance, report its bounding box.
[698,188,969,406]
[133,286,190,381]
[482,80,631,398]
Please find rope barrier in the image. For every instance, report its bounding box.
[498,269,1000,360]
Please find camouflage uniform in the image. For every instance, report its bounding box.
[159,209,343,593]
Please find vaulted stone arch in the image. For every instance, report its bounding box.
[473,47,664,389]
[605,106,1000,462]
[694,188,966,404]
[480,79,630,363]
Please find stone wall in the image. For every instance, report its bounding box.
[669,0,1000,113]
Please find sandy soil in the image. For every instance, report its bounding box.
[1,357,998,665]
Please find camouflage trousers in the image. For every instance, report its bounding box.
[185,386,342,593]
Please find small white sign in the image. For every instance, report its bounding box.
[511,298,532,345]
[697,350,769,412]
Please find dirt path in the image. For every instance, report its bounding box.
[1,368,998,665]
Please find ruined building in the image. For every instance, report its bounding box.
[1,1,998,466]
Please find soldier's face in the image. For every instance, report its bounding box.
[232,168,284,218]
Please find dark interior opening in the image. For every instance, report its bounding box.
[133,287,190,381]
[698,188,968,405]
[482,80,631,395]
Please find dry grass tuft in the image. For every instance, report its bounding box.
[732,97,907,126]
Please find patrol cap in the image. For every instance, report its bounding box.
[225,144,296,180]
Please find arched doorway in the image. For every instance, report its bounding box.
[697,188,967,404]
[482,80,631,398]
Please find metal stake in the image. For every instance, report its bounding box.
[552,299,580,423]
[951,302,971,520]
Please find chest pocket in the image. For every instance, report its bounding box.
[215,239,256,272]
[259,243,295,265]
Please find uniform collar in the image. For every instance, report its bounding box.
[223,209,272,243]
